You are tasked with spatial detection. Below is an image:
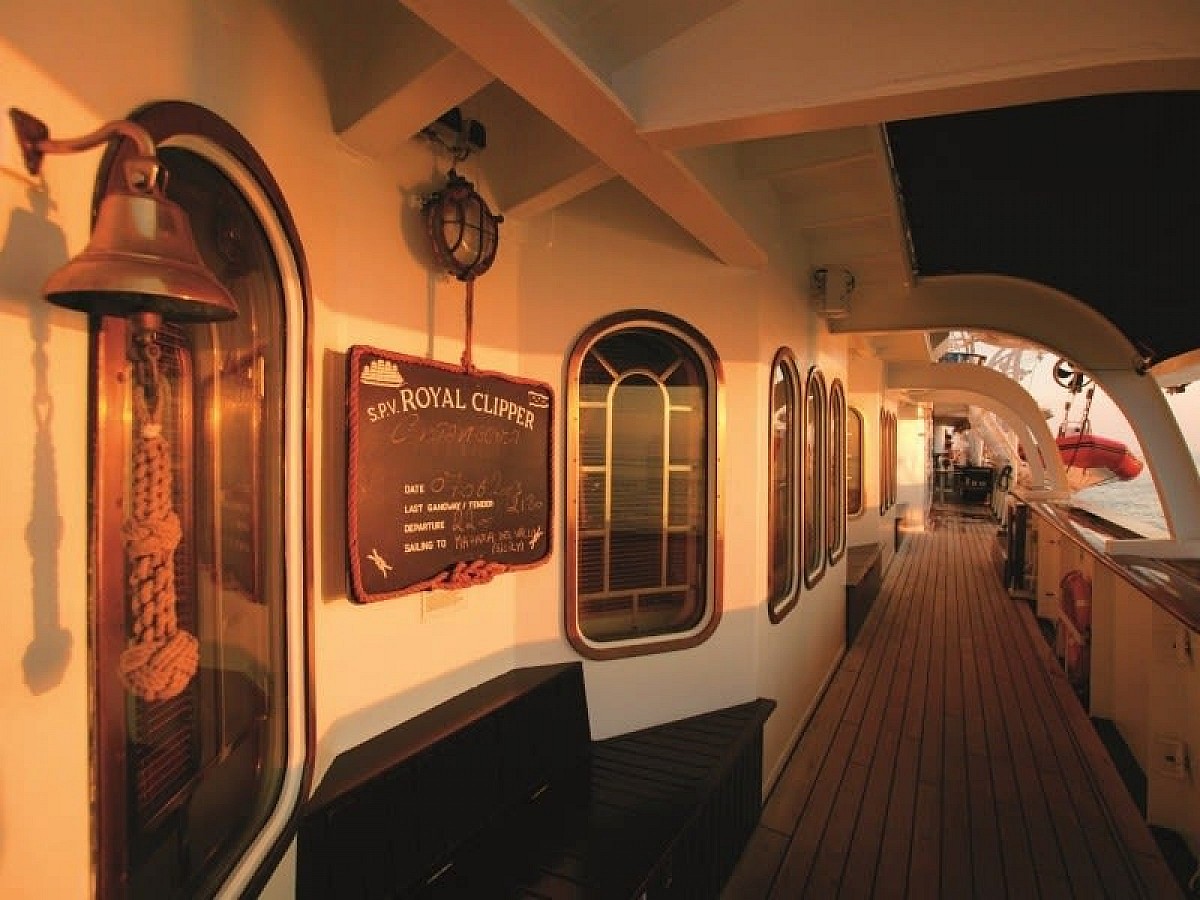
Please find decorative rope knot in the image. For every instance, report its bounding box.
[431,558,508,589]
[119,629,199,702]
[119,363,198,702]
[123,509,182,557]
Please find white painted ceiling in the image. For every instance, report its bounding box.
[281,0,1200,385]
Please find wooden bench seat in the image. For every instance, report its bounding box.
[845,542,883,645]
[298,662,775,899]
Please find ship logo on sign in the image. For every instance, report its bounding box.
[361,358,404,388]
[528,390,550,409]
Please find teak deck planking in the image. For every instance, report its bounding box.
[723,509,1183,899]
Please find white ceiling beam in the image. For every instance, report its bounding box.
[337,49,493,157]
[457,83,615,216]
[397,0,768,267]
[795,211,889,232]
[306,4,496,158]
[805,220,897,268]
[866,126,914,289]
[503,162,615,220]
[612,0,1200,149]
[735,128,873,180]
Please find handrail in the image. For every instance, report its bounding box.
[1025,501,1200,633]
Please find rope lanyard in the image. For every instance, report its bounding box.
[459,277,476,373]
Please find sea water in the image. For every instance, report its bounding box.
[1074,473,1166,532]
[1070,450,1200,534]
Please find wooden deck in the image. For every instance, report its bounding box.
[723,507,1183,899]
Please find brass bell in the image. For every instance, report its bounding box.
[9,108,238,325]
[44,169,238,324]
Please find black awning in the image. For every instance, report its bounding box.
[886,92,1200,366]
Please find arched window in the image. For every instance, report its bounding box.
[92,103,308,898]
[767,349,800,622]
[880,409,897,514]
[889,411,898,508]
[847,406,864,517]
[803,367,828,588]
[827,380,847,565]
[566,312,723,658]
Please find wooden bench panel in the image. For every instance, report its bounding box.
[300,661,775,900]
[298,663,590,899]
[845,542,883,645]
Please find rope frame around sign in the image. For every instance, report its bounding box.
[345,345,554,602]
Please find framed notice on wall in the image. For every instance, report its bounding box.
[346,345,554,602]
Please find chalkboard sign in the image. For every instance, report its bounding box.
[347,345,554,602]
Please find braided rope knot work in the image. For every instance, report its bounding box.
[430,558,508,589]
[119,403,199,702]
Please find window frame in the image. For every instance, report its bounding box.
[827,379,847,566]
[802,366,828,590]
[564,310,725,659]
[847,406,865,518]
[90,102,311,900]
[767,348,801,623]
[880,409,897,514]
[890,411,898,509]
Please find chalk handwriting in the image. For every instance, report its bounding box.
[389,414,524,452]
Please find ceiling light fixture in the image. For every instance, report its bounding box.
[811,266,856,320]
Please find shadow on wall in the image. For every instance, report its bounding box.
[322,347,350,603]
[0,188,74,694]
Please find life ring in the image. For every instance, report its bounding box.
[1060,569,1092,631]
[997,464,1013,492]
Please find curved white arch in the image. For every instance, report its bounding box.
[836,274,1143,372]
[920,390,1053,489]
[887,361,1069,493]
[848,275,1200,548]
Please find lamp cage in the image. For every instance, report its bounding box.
[423,169,502,281]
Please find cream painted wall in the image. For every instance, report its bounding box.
[894,411,927,555]
[756,221,850,778]
[1038,514,1200,863]
[1,2,856,896]
[0,6,527,897]
[847,355,879,525]
[1088,565,1118,724]
[511,183,849,777]
[1148,608,1200,860]
[1108,575,1152,766]
[754,281,853,773]
[847,354,905,559]
[0,41,97,900]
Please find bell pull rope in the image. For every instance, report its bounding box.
[118,328,198,701]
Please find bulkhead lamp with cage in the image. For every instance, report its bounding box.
[422,168,502,282]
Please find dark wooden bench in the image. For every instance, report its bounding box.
[893,501,910,551]
[845,542,883,645]
[297,662,775,899]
